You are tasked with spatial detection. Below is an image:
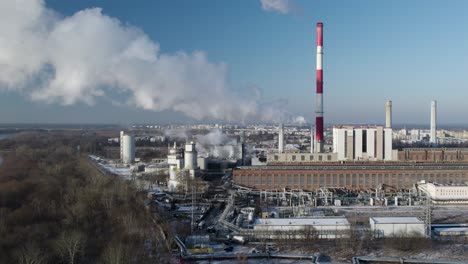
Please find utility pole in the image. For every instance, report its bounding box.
[425,195,432,238]
[191,182,195,234]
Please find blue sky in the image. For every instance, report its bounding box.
[1,0,468,126]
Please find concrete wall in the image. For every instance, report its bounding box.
[384,128,393,161]
[367,129,376,159]
[355,129,363,160]
[376,127,384,160]
[370,218,425,238]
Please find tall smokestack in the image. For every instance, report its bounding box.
[315,22,324,153]
[385,100,392,128]
[430,100,437,145]
[278,123,284,153]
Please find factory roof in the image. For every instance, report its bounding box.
[434,227,468,234]
[420,181,468,187]
[333,125,386,129]
[236,163,468,171]
[370,217,423,224]
[254,217,350,226]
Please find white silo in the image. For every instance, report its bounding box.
[184,142,197,170]
[122,134,135,164]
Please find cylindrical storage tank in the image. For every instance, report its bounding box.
[248,212,254,223]
[184,142,197,169]
[197,157,207,170]
[122,134,135,164]
[169,165,177,181]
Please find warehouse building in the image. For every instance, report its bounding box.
[233,163,468,190]
[370,217,425,238]
[418,181,468,204]
[253,217,350,239]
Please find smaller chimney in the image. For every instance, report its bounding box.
[385,100,392,128]
[278,123,284,153]
[430,100,437,145]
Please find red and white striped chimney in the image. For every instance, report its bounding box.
[315,22,324,153]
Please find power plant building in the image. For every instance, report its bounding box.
[232,163,468,191]
[332,126,395,161]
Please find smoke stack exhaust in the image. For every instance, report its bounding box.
[315,22,324,153]
[430,100,437,145]
[278,123,284,153]
[385,100,392,128]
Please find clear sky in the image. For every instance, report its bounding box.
[1,0,468,126]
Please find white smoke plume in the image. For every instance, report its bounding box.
[260,0,296,14]
[196,130,241,159]
[292,115,306,125]
[0,0,286,122]
[163,129,190,140]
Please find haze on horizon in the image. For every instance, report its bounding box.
[1,0,468,126]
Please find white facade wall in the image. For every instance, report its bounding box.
[418,182,468,204]
[370,217,425,238]
[384,128,393,161]
[254,218,350,239]
[336,128,346,161]
[376,127,384,160]
[367,128,376,159]
[355,129,363,160]
[332,128,338,153]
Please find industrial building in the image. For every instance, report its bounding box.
[253,217,350,239]
[232,163,468,190]
[418,181,468,204]
[398,148,468,162]
[434,227,468,237]
[167,141,199,191]
[332,125,396,161]
[370,217,425,238]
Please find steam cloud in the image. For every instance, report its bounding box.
[0,0,294,122]
[196,130,241,159]
[260,0,296,14]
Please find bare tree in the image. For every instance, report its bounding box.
[55,231,86,264]
[100,243,128,264]
[15,243,46,264]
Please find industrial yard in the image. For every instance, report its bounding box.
[2,1,468,263]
